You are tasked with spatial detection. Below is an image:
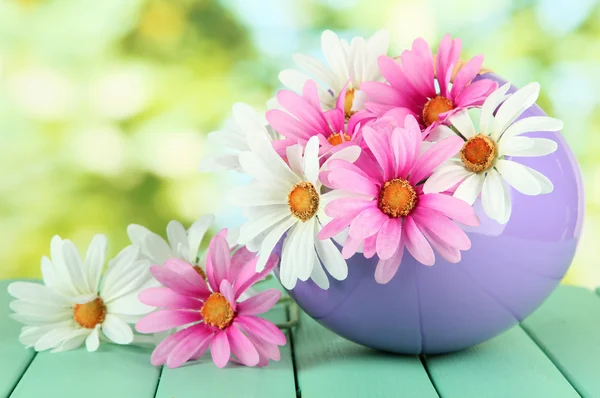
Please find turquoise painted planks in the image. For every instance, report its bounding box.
[521,285,600,397]
[293,311,438,398]
[424,325,579,398]
[10,344,160,398]
[0,280,36,397]
[155,305,296,398]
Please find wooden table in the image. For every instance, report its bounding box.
[1,279,598,398]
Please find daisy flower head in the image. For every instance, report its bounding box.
[424,82,562,224]
[267,79,366,155]
[319,114,480,284]
[136,231,286,369]
[361,34,498,137]
[199,103,279,172]
[9,235,153,353]
[230,105,361,289]
[276,29,390,116]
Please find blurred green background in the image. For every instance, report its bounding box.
[0,0,598,286]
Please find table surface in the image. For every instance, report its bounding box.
[1,279,599,398]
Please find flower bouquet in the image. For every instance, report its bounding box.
[203,30,583,354]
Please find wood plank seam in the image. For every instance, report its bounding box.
[286,303,302,398]
[7,352,37,398]
[419,355,442,398]
[152,365,164,398]
[519,324,584,397]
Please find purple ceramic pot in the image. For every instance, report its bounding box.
[275,73,585,354]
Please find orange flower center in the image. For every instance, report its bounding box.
[344,88,355,119]
[378,178,417,218]
[200,292,234,329]
[327,132,352,146]
[422,95,454,127]
[460,134,497,172]
[288,182,319,222]
[73,298,106,329]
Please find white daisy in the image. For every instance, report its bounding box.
[424,82,563,224]
[8,235,153,352]
[229,105,360,290]
[199,103,280,172]
[275,29,389,117]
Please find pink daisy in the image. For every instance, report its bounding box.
[136,231,286,369]
[361,34,498,137]
[267,80,370,155]
[319,115,480,284]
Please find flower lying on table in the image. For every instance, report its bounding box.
[8,235,154,352]
[136,230,286,368]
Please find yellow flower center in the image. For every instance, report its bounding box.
[344,88,355,119]
[200,292,234,329]
[327,132,352,146]
[460,134,497,173]
[73,298,107,329]
[193,265,206,280]
[422,95,454,127]
[288,182,319,222]
[378,178,418,218]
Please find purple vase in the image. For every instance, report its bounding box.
[275,73,585,354]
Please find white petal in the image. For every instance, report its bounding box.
[309,257,330,290]
[502,137,557,157]
[286,144,304,176]
[100,246,142,298]
[321,145,361,170]
[293,53,336,91]
[35,325,78,352]
[279,69,310,93]
[255,216,297,272]
[10,300,69,318]
[106,292,154,317]
[126,224,152,247]
[428,125,457,142]
[424,163,471,194]
[187,214,214,263]
[491,82,540,140]
[8,281,70,306]
[19,321,71,348]
[498,136,535,156]
[50,236,79,297]
[480,83,511,137]
[166,220,188,259]
[450,109,477,139]
[101,314,134,345]
[495,159,542,195]
[321,30,349,93]
[101,260,153,303]
[314,231,347,281]
[501,116,563,140]
[239,207,291,244]
[51,329,89,353]
[293,220,316,282]
[84,234,107,294]
[481,169,510,223]
[40,256,59,292]
[86,326,100,352]
[61,240,91,295]
[239,152,299,190]
[453,172,484,205]
[303,136,320,184]
[229,184,288,207]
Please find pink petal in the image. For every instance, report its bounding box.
[347,110,377,135]
[219,280,237,311]
[227,326,260,367]
[166,323,213,368]
[436,34,461,97]
[277,86,330,133]
[403,216,435,266]
[341,235,362,259]
[138,287,203,310]
[374,242,405,284]
[363,126,393,181]
[327,168,379,197]
[164,258,211,293]
[243,328,282,367]
[412,208,471,251]
[234,254,278,299]
[235,316,286,345]
[348,207,388,241]
[417,193,480,226]
[318,217,352,240]
[376,218,402,260]
[420,226,462,263]
[408,135,464,185]
[267,109,314,140]
[455,79,498,107]
[325,108,345,135]
[400,38,436,99]
[450,55,484,100]
[303,78,322,108]
[210,330,231,368]
[230,246,256,284]
[375,57,422,111]
[361,81,411,109]
[150,265,209,299]
[190,333,213,361]
[393,116,422,177]
[150,327,196,366]
[326,159,373,181]
[363,235,377,259]
[324,197,375,219]
[136,310,202,334]
[206,234,231,292]
[238,289,281,316]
